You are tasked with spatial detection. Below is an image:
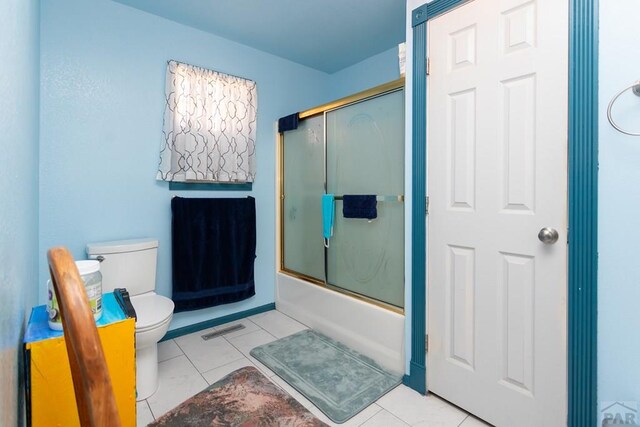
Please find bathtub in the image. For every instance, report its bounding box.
[276,272,405,373]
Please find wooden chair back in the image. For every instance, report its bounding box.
[47,247,121,427]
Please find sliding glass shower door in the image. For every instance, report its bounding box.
[281,84,405,309]
[282,115,325,281]
[326,90,405,307]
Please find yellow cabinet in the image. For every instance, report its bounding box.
[24,293,136,426]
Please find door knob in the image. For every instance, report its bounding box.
[538,227,559,244]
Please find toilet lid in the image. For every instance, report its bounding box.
[130,293,174,331]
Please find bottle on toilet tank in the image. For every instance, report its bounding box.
[47,260,103,330]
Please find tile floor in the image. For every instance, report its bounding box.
[138,310,490,427]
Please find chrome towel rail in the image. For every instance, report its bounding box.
[607,80,640,136]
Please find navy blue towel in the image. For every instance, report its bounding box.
[342,195,377,220]
[171,197,256,312]
[278,113,299,133]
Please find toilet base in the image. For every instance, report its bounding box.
[136,344,159,401]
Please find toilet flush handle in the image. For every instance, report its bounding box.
[96,255,105,262]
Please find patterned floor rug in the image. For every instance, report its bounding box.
[148,366,327,426]
[250,330,402,424]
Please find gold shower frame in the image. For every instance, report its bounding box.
[276,78,405,315]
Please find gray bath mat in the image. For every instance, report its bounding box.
[250,329,402,423]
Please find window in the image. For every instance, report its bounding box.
[156,60,257,183]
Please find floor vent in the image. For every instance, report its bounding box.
[201,324,245,340]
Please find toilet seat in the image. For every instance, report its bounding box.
[130,293,175,333]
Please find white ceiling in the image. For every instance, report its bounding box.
[112,0,406,73]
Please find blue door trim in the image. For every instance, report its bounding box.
[408,0,598,425]
[404,14,428,395]
[567,0,599,425]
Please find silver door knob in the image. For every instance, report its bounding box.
[538,228,559,244]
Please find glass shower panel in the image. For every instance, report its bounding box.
[282,115,325,281]
[326,90,405,308]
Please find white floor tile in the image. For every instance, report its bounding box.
[377,386,467,426]
[459,415,492,426]
[157,339,182,362]
[201,357,257,385]
[147,336,494,427]
[136,400,155,427]
[248,310,308,338]
[226,329,277,355]
[213,318,260,339]
[146,355,208,418]
[270,376,382,427]
[174,329,245,373]
[360,409,410,426]
[247,310,270,321]
[226,329,279,377]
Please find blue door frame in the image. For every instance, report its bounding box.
[405,1,598,426]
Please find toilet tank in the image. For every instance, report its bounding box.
[86,238,159,296]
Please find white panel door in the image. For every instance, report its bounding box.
[427,0,568,426]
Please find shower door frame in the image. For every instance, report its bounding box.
[278,78,406,315]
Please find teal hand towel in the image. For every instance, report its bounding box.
[322,194,335,240]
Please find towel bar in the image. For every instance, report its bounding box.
[607,79,640,136]
[333,195,404,203]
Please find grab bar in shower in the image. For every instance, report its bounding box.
[333,195,404,203]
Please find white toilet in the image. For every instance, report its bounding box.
[86,238,174,401]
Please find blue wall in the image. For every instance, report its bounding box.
[598,0,640,405]
[328,46,400,99]
[0,0,40,424]
[39,0,332,330]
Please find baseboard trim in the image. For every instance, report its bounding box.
[402,361,426,394]
[160,303,276,342]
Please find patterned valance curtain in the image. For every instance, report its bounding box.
[156,60,257,182]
